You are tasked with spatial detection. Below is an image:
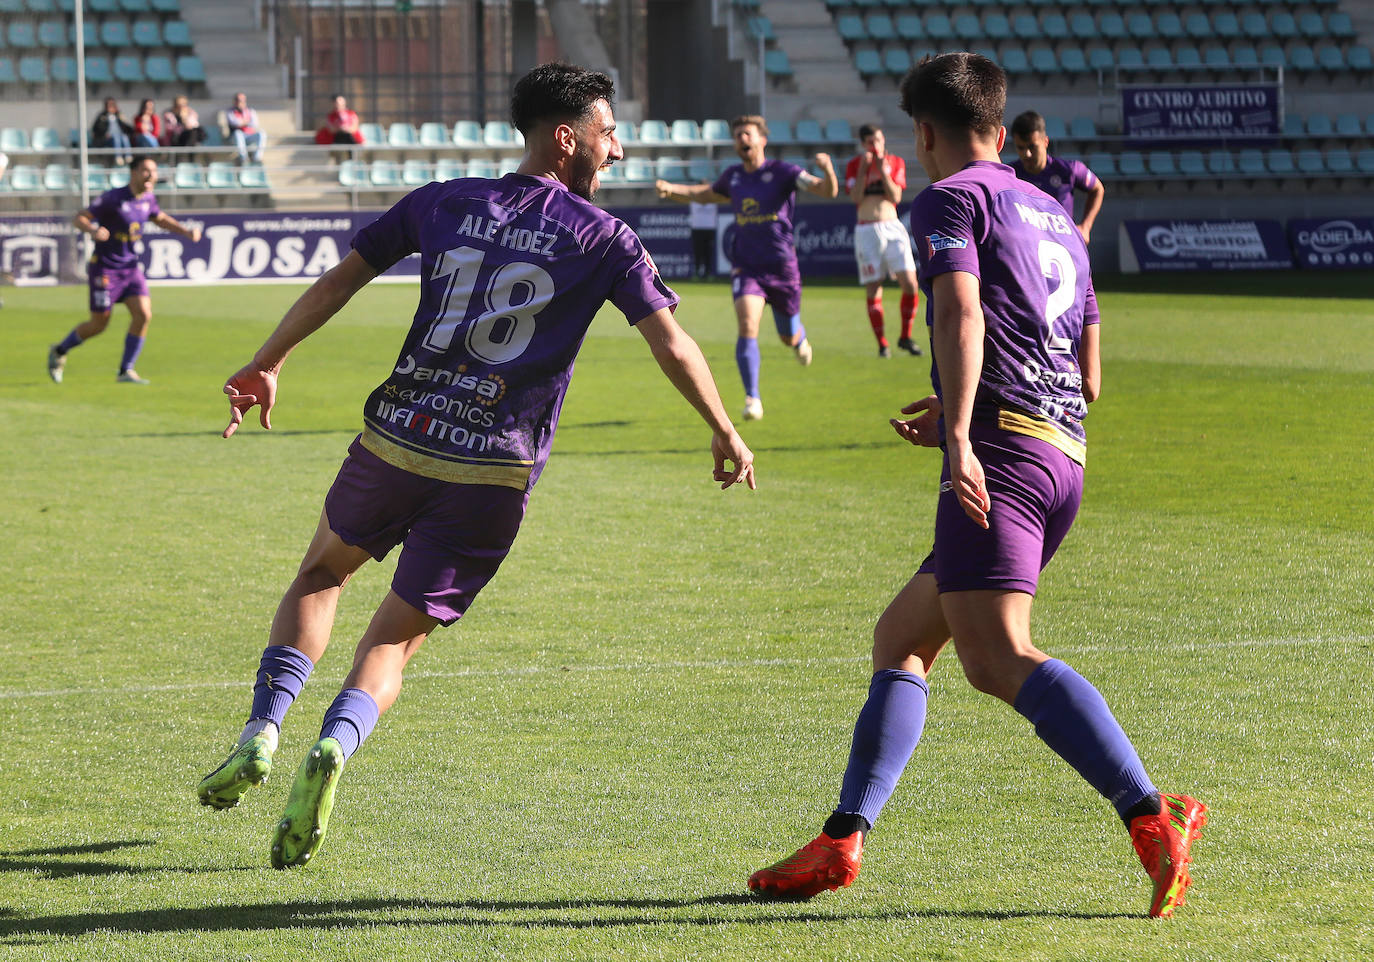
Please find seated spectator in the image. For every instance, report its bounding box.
[163,95,208,149]
[132,99,162,150]
[91,97,134,165]
[321,95,364,145]
[226,91,266,164]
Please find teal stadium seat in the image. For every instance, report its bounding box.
[1,128,29,152]
[1325,149,1353,175]
[763,49,792,77]
[1178,151,1206,176]
[337,160,366,188]
[1270,12,1297,39]
[369,159,402,187]
[1069,13,1095,40]
[1087,47,1114,71]
[402,159,433,187]
[174,163,205,189]
[1117,47,1145,70]
[1042,13,1069,40]
[686,157,716,181]
[452,120,483,147]
[1127,13,1154,40]
[656,156,688,181]
[1348,47,1373,71]
[856,49,884,79]
[867,15,897,43]
[1146,47,1173,69]
[1295,149,1325,175]
[768,120,795,145]
[360,122,386,145]
[466,159,498,178]
[418,122,449,147]
[1203,46,1230,68]
[1315,45,1343,71]
[7,22,37,48]
[163,20,192,49]
[701,119,731,143]
[621,157,656,182]
[31,126,62,151]
[952,13,980,41]
[1207,150,1236,175]
[151,0,181,11]
[1044,116,1068,140]
[89,0,119,12]
[895,15,923,42]
[1260,45,1285,69]
[206,162,238,190]
[110,169,130,188]
[145,56,174,84]
[38,19,66,47]
[1232,46,1260,68]
[1288,45,1317,72]
[1356,149,1374,174]
[924,14,953,42]
[1176,46,1202,69]
[434,158,466,181]
[638,120,670,144]
[1237,149,1267,175]
[1099,13,1127,41]
[1001,48,1031,75]
[19,56,48,83]
[1087,152,1116,177]
[387,123,419,147]
[793,119,823,144]
[747,16,774,42]
[114,55,145,84]
[132,20,161,47]
[1306,114,1333,137]
[1283,113,1305,137]
[1030,47,1058,72]
[1297,12,1325,39]
[120,0,151,12]
[883,48,911,75]
[497,156,522,174]
[1156,12,1184,39]
[239,166,269,191]
[1334,114,1362,138]
[9,165,41,191]
[69,21,98,47]
[837,15,865,43]
[1266,150,1296,175]
[1213,13,1241,39]
[824,119,851,143]
[102,21,132,48]
[0,0,24,11]
[1328,13,1356,39]
[1069,116,1097,139]
[85,56,113,85]
[1117,151,1146,177]
[670,119,701,143]
[1241,13,1268,40]
[615,120,638,144]
[85,167,112,191]
[175,55,205,83]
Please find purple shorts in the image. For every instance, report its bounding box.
[88,265,148,313]
[732,268,802,321]
[324,437,529,625]
[917,425,1084,595]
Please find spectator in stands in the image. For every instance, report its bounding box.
[163,95,208,150]
[1009,111,1105,244]
[92,97,134,166]
[132,99,162,150]
[323,95,364,145]
[226,92,266,164]
[688,198,717,278]
[845,123,921,359]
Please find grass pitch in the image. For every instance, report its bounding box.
[1,271,1372,961]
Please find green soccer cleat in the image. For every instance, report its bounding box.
[197,735,274,810]
[271,737,345,869]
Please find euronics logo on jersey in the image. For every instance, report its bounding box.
[926,232,968,254]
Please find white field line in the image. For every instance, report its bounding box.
[0,634,1366,701]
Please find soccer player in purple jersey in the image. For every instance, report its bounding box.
[47,156,201,384]
[195,63,756,869]
[748,54,1206,918]
[1010,110,1106,245]
[655,116,838,421]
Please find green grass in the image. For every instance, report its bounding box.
[1,272,1372,961]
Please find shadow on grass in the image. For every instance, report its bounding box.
[0,893,1140,940]
[0,840,256,879]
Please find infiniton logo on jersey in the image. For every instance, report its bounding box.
[927,232,968,253]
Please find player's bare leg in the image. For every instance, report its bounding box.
[272,590,438,868]
[750,572,950,900]
[734,294,765,420]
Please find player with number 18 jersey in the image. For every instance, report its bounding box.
[351,172,676,492]
[910,159,1098,464]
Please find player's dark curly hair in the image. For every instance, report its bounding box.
[898,52,1006,137]
[509,62,616,136]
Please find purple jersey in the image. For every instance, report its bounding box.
[711,159,804,274]
[1010,156,1097,219]
[911,160,1099,463]
[351,173,677,492]
[86,186,161,270]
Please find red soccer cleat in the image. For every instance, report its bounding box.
[748,832,863,900]
[1129,793,1209,918]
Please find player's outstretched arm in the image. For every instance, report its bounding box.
[635,308,756,490]
[153,211,202,244]
[73,210,110,243]
[223,250,377,438]
[655,180,728,205]
[801,152,839,198]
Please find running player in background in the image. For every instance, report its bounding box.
[1010,110,1105,244]
[196,63,755,870]
[748,53,1206,919]
[47,156,201,384]
[845,124,921,359]
[655,116,838,422]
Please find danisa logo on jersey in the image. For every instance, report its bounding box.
[926,232,968,256]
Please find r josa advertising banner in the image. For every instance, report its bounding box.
[1121,84,1281,141]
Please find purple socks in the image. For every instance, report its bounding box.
[320,688,380,760]
[834,668,930,827]
[56,329,84,355]
[249,645,315,728]
[119,334,145,374]
[1014,658,1158,819]
[735,336,761,398]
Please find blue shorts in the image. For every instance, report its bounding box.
[324,437,528,625]
[917,425,1083,595]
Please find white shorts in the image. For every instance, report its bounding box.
[854,219,915,284]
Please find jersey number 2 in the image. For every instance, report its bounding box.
[422,245,554,364]
[1037,239,1076,356]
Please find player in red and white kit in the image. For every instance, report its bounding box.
[845,125,920,358]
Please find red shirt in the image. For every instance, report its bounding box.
[844,153,907,205]
[133,113,162,140]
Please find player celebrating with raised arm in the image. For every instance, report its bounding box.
[845,124,921,359]
[655,116,837,421]
[1010,110,1105,244]
[47,156,201,384]
[197,62,755,869]
[747,54,1206,918]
